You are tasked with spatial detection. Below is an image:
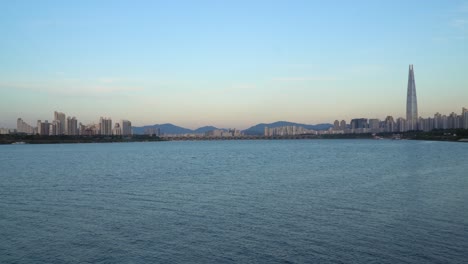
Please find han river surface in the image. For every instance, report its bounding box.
[1,140,467,263]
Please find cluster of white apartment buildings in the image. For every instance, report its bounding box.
[264,126,315,136]
[15,111,132,136]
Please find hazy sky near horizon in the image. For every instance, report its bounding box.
[1,0,467,129]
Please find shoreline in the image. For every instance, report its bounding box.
[2,130,468,145]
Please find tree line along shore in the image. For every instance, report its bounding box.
[1,129,468,145]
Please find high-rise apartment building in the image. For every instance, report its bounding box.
[66,117,78,135]
[333,120,340,130]
[433,113,442,129]
[17,118,35,134]
[418,117,434,132]
[463,108,468,129]
[49,122,57,135]
[384,116,395,132]
[339,120,346,130]
[37,120,50,135]
[447,112,458,129]
[99,117,113,135]
[441,115,448,129]
[112,123,122,136]
[350,118,368,131]
[368,119,380,132]
[121,120,132,136]
[396,118,407,132]
[144,127,161,136]
[54,111,66,135]
[406,64,418,131]
[264,126,314,136]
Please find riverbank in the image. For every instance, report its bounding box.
[2,129,467,144]
[0,135,165,145]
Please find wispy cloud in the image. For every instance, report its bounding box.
[192,84,258,97]
[278,63,319,69]
[273,77,337,82]
[447,3,468,36]
[80,86,145,94]
[458,2,468,13]
[451,18,468,30]
[0,81,145,97]
[98,77,122,84]
[346,64,384,74]
[229,84,257,90]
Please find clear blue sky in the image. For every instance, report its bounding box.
[1,0,467,129]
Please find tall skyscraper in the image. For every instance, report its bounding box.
[406,64,418,131]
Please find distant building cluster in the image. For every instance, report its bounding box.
[330,65,468,134]
[205,129,241,137]
[264,126,315,136]
[144,127,161,136]
[15,111,132,136]
[0,128,16,134]
[331,107,468,134]
[160,128,243,138]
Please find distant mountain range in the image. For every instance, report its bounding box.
[133,121,332,135]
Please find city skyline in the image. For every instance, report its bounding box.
[1,1,468,129]
[7,101,468,135]
[3,63,467,132]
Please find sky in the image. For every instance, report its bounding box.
[1,0,467,129]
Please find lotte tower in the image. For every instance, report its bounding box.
[406,64,418,131]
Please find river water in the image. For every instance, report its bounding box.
[1,140,467,263]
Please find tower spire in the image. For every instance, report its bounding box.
[406,64,418,131]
